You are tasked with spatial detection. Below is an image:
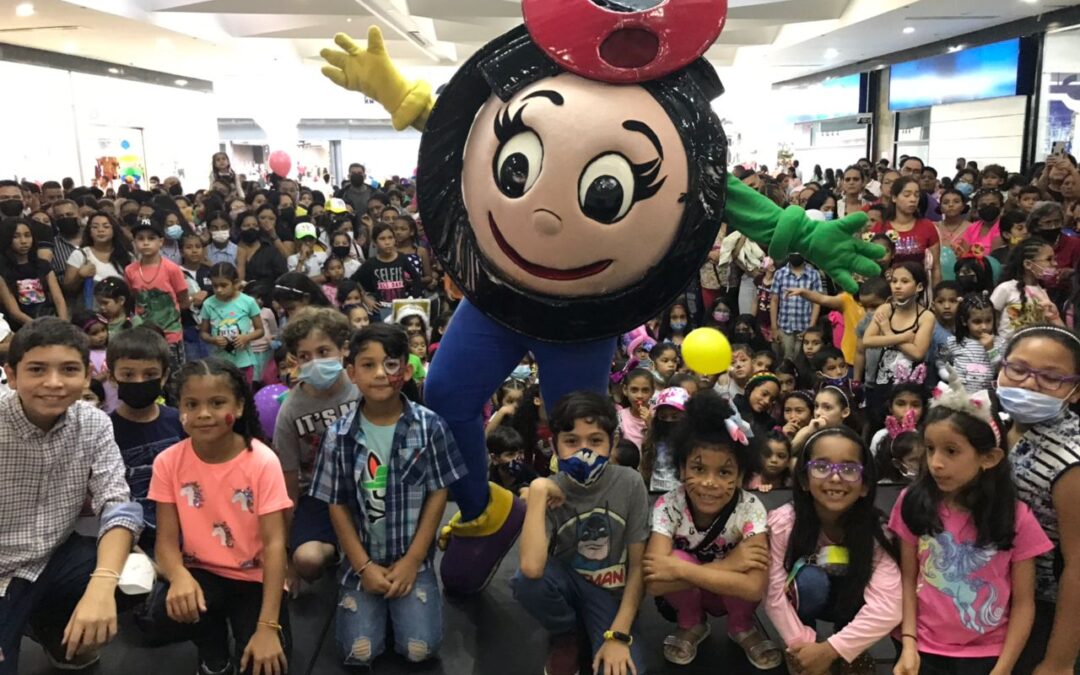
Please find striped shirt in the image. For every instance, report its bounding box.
[309,395,467,586]
[0,391,144,596]
[1011,410,1080,601]
[940,335,1003,393]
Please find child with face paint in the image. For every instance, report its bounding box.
[275,308,359,583]
[108,326,184,554]
[309,323,465,667]
[997,326,1080,674]
[644,391,782,668]
[515,391,651,675]
[147,359,292,675]
[642,387,690,494]
[487,425,537,497]
[716,344,754,398]
[891,376,1051,675]
[764,427,901,675]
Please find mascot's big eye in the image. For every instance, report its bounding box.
[579,153,635,224]
[495,131,543,198]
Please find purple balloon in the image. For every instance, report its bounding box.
[255,384,289,441]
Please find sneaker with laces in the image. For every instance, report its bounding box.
[544,632,580,675]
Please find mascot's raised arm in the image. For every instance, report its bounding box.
[321,0,884,595]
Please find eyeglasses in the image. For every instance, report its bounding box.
[1001,359,1080,392]
[805,460,864,483]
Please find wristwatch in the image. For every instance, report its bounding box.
[603,631,633,647]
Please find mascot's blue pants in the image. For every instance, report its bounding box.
[425,299,616,521]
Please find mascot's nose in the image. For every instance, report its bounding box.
[533,208,563,236]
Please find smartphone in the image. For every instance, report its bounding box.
[1052,140,1067,156]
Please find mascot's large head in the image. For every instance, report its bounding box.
[417,0,729,343]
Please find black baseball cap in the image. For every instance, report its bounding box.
[130,217,163,237]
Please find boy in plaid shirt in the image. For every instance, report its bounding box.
[309,323,466,667]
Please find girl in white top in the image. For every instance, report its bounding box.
[64,211,135,302]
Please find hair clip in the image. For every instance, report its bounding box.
[893,362,927,385]
[724,399,753,446]
[932,367,1001,445]
[885,408,919,439]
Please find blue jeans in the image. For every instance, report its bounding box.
[335,565,442,666]
[0,535,99,674]
[511,560,647,675]
[790,565,855,629]
[425,299,615,520]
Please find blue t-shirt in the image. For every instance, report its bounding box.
[111,405,185,530]
[202,293,261,369]
[359,413,395,561]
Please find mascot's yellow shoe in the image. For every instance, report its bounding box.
[438,483,526,595]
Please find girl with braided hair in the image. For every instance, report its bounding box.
[991,239,1064,342]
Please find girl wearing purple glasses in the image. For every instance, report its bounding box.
[764,426,901,675]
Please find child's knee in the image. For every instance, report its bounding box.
[291,543,333,580]
[340,636,381,666]
[395,636,440,663]
[336,595,384,666]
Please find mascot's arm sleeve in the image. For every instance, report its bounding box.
[723,174,885,294]
[320,27,434,132]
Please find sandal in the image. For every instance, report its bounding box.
[730,627,783,670]
[662,622,712,665]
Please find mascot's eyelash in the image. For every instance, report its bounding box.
[494,105,531,143]
[631,158,667,202]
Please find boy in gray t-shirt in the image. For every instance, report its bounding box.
[513,391,650,675]
[275,308,359,582]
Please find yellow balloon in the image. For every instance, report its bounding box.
[681,328,732,376]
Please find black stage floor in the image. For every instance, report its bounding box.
[20,488,902,674]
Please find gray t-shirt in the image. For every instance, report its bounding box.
[546,465,650,594]
[272,378,359,490]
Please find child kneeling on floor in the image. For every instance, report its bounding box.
[644,390,782,669]
[514,391,651,675]
[309,323,466,667]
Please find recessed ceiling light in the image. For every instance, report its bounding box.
[108,67,120,74]
[174,78,188,86]
[824,48,839,59]
[903,26,916,34]
[15,3,34,17]
[346,17,352,22]
[948,44,965,53]
[1020,0,1039,4]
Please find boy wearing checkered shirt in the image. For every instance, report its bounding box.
[0,318,143,673]
[309,323,466,667]
[769,253,823,362]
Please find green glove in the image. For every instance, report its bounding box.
[723,175,885,293]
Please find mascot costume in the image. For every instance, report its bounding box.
[320,0,884,594]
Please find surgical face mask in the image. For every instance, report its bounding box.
[997,386,1073,425]
[822,211,836,221]
[557,448,609,486]
[955,182,975,197]
[511,365,532,381]
[670,320,687,332]
[165,224,184,241]
[1030,261,1058,285]
[298,357,344,390]
[211,230,231,244]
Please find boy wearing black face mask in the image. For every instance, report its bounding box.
[107,326,184,554]
[515,391,650,675]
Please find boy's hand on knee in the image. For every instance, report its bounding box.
[385,556,420,599]
[241,625,287,675]
[63,580,119,659]
[361,563,392,596]
[593,640,636,675]
[165,570,206,624]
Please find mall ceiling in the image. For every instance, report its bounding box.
[0,0,1070,82]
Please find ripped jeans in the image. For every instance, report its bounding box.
[335,565,442,666]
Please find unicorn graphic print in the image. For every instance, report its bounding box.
[918,532,1005,635]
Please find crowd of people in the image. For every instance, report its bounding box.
[2,146,1080,675]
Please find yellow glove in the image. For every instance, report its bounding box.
[320,26,434,132]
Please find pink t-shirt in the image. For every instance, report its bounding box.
[765,504,902,663]
[617,406,647,450]
[148,438,292,583]
[958,221,1000,257]
[888,491,1052,658]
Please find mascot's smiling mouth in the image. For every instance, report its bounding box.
[488,212,613,281]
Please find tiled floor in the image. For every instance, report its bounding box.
[19,488,901,674]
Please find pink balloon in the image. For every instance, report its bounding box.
[268,150,292,178]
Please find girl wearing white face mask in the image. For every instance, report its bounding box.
[990,239,1064,342]
[998,325,1080,674]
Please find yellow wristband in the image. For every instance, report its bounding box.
[603,630,633,647]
